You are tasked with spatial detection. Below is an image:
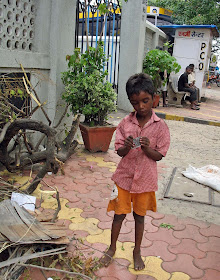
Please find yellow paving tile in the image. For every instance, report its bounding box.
[129,256,170,280]
[114,241,134,263]
[41,196,68,209]
[58,207,84,223]
[170,272,190,280]
[86,229,111,244]
[84,155,116,172]
[0,171,31,190]
[69,217,103,235]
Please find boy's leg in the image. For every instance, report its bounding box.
[133,211,145,271]
[101,213,126,266]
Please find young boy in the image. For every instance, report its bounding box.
[101,73,170,271]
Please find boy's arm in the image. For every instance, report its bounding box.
[117,135,134,157]
[140,137,163,161]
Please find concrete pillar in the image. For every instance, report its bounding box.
[48,0,76,124]
[117,0,147,111]
[152,32,159,49]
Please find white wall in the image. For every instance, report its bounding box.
[0,0,77,126]
[172,28,212,95]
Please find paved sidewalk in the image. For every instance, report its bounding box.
[154,84,220,126]
[15,148,220,280]
[17,84,220,279]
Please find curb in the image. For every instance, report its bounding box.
[155,112,220,127]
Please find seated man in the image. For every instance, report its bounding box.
[178,66,199,110]
[188,64,200,102]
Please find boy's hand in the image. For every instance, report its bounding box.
[140,136,150,152]
[124,135,134,149]
[117,136,133,157]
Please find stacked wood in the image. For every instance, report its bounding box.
[0,200,69,279]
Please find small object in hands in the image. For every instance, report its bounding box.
[184,192,194,197]
[132,137,141,149]
[110,184,118,200]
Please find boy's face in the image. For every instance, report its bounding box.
[129,91,153,118]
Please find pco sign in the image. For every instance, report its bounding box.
[199,42,207,71]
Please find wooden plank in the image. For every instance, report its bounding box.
[0,200,37,242]
[13,202,56,241]
[0,200,62,243]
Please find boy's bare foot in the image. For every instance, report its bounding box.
[100,247,115,267]
[133,249,145,271]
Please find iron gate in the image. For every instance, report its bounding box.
[75,0,121,92]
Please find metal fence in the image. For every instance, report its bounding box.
[75,0,121,92]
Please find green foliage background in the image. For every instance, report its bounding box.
[148,0,220,30]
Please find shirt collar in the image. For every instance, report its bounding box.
[129,110,160,126]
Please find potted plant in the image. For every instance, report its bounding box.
[61,42,117,152]
[143,47,181,107]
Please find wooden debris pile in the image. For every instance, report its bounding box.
[0,199,69,280]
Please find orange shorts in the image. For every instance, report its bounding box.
[107,184,157,216]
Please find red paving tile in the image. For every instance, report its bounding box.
[67,198,94,211]
[136,275,156,280]
[162,253,204,279]
[81,208,113,222]
[152,214,186,231]
[179,217,210,229]
[146,211,165,220]
[91,199,109,208]
[168,239,206,259]
[145,227,181,246]
[199,224,220,238]
[192,269,220,280]
[173,224,209,243]
[194,252,220,271]
[76,190,104,202]
[60,190,81,203]
[197,236,220,253]
[74,177,97,186]
[141,240,176,261]
[95,258,136,280]
[63,182,89,193]
[98,220,112,230]
[145,216,159,233]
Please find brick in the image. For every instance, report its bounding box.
[199,224,220,238]
[179,217,210,229]
[192,269,220,280]
[152,214,185,231]
[173,225,208,243]
[194,252,220,271]
[145,227,181,246]
[146,211,165,220]
[197,236,220,253]
[162,254,204,279]
[168,239,206,259]
[95,258,136,280]
[137,275,156,280]
[81,208,112,222]
[141,240,176,261]
[77,190,103,202]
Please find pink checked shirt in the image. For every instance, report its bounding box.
[112,111,170,193]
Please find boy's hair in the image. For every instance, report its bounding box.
[189,64,194,68]
[126,73,155,99]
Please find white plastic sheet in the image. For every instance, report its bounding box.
[182,165,220,192]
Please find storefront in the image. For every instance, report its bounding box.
[158,25,219,95]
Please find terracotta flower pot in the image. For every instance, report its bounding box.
[79,123,116,152]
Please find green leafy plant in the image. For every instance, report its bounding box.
[143,48,181,91]
[159,223,174,229]
[61,42,117,127]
